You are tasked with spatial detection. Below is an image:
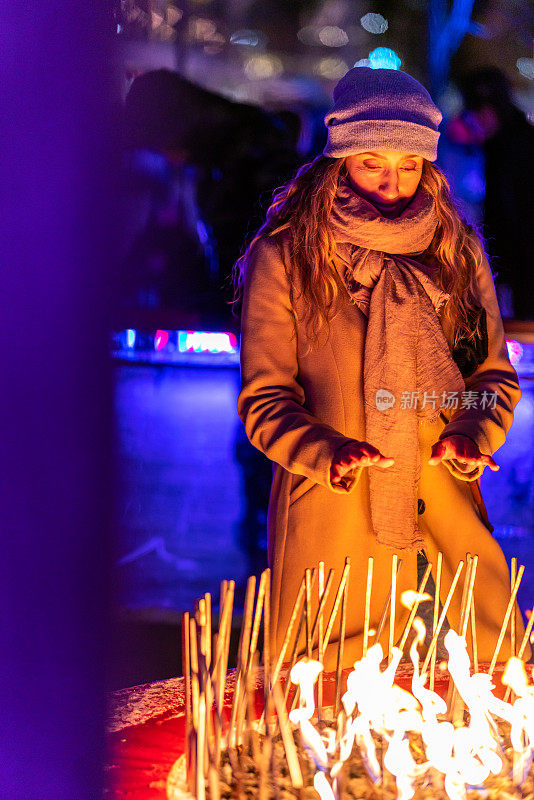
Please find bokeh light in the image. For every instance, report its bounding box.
[360,13,388,34]
[507,339,524,367]
[368,47,401,70]
[154,330,169,351]
[230,29,265,47]
[190,17,217,40]
[166,5,183,25]
[297,26,319,46]
[178,331,238,354]
[318,26,349,48]
[244,54,283,80]
[517,58,534,80]
[316,57,349,81]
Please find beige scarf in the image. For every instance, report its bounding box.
[330,176,465,551]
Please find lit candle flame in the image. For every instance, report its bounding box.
[401,590,432,610]
[284,623,534,799]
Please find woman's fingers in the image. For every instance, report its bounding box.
[335,434,500,487]
[428,439,452,464]
[428,437,471,464]
[344,451,393,468]
[376,456,395,468]
[428,436,499,471]
[481,454,500,471]
[339,446,377,465]
[351,443,391,464]
[331,442,395,483]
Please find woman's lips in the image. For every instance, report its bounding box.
[371,198,407,218]
[374,198,401,207]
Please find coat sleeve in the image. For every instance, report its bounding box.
[438,245,521,481]
[237,235,363,494]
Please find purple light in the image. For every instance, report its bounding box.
[506,339,523,367]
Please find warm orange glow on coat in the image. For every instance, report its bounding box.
[238,231,526,668]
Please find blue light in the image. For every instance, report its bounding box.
[112,329,241,366]
[230,29,261,47]
[196,220,209,245]
[368,47,401,70]
[178,332,189,353]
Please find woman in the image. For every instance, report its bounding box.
[235,67,524,668]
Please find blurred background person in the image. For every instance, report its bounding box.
[450,67,534,320]
[121,68,302,325]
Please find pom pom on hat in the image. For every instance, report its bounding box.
[323,67,442,162]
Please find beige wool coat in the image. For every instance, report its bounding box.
[237,229,525,668]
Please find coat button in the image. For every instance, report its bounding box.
[417,498,426,515]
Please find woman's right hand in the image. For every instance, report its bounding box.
[330,440,395,485]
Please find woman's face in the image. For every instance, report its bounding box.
[344,151,424,218]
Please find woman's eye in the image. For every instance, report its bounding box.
[401,165,418,171]
[363,162,380,170]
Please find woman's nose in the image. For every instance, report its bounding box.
[379,171,399,198]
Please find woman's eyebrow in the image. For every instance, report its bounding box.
[360,152,420,160]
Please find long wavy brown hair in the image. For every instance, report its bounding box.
[234,155,487,351]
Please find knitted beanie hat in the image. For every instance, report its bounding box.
[323,67,442,161]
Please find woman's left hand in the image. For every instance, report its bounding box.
[428,434,499,472]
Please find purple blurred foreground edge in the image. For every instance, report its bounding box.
[0,2,117,797]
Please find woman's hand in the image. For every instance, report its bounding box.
[330,441,394,485]
[428,434,499,472]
